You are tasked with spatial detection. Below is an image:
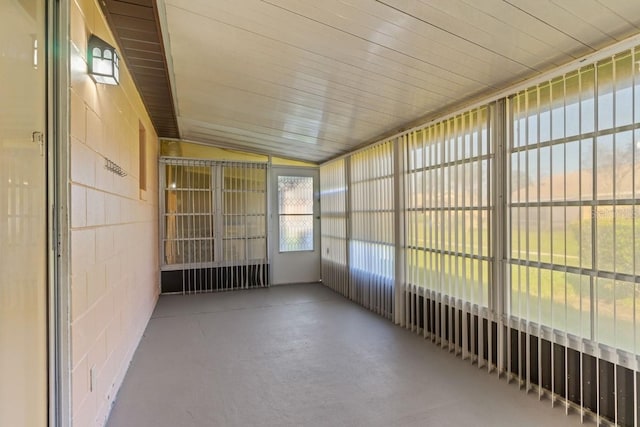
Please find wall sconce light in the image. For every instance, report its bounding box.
[88,35,119,85]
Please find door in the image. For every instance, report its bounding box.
[0,0,48,425]
[271,167,320,285]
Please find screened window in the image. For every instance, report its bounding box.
[222,164,267,262]
[350,142,395,280]
[320,160,347,264]
[161,159,267,269]
[320,160,348,295]
[163,162,214,266]
[349,141,395,317]
[508,50,640,354]
[403,107,492,307]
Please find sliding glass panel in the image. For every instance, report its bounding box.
[0,0,47,424]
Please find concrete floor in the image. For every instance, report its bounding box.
[106,283,587,427]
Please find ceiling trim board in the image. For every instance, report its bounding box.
[99,0,179,138]
[162,137,320,164]
[181,133,330,162]
[156,0,183,128]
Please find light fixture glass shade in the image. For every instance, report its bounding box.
[88,35,119,85]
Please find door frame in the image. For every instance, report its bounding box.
[49,0,71,424]
[270,166,321,285]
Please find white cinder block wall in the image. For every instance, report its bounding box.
[69,0,159,425]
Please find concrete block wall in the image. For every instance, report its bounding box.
[69,0,160,425]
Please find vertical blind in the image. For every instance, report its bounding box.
[403,107,492,308]
[320,45,640,426]
[402,107,493,358]
[320,159,348,297]
[350,142,395,318]
[509,51,640,354]
[161,158,268,293]
[319,143,395,318]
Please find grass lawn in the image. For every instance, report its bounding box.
[405,217,640,354]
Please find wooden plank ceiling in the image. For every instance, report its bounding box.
[99,0,179,138]
[104,0,640,163]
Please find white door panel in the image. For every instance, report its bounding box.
[271,167,320,284]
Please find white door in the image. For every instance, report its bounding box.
[0,0,48,425]
[271,167,320,284]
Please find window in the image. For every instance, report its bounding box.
[278,176,314,252]
[349,141,395,317]
[163,162,214,266]
[403,107,492,307]
[161,159,267,276]
[350,143,395,280]
[320,159,348,296]
[508,51,640,354]
[223,164,267,261]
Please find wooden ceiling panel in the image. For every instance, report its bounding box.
[99,0,179,139]
[110,15,158,34]
[107,1,155,20]
[114,0,153,8]
[124,51,164,64]
[119,38,160,52]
